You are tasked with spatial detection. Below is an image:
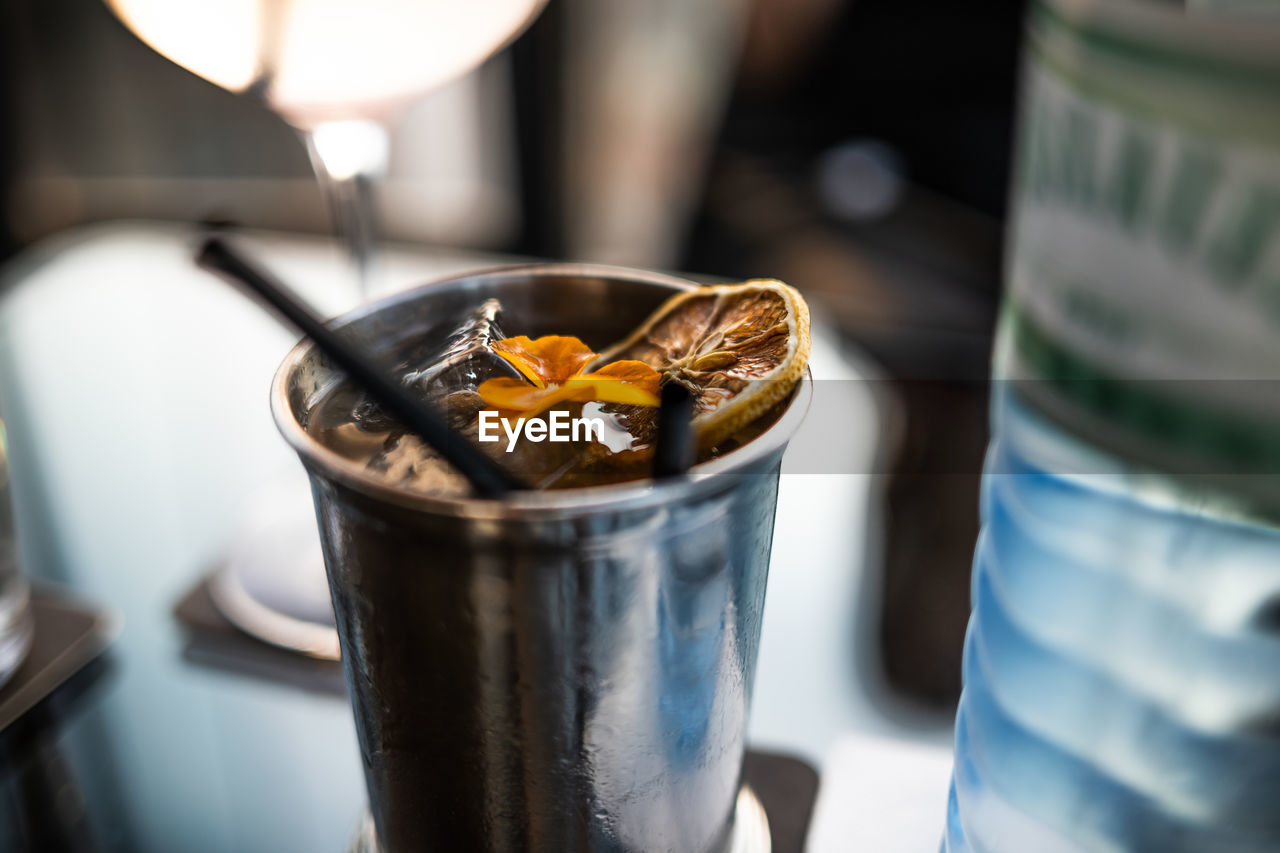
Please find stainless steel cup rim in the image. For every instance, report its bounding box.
[270,262,813,521]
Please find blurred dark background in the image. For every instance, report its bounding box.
[685,0,1021,709]
[0,0,1025,709]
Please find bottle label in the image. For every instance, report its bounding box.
[1001,0,1280,494]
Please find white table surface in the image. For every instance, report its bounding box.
[0,221,955,852]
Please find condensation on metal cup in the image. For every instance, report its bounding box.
[271,264,811,853]
[0,419,34,689]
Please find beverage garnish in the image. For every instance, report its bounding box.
[476,335,661,416]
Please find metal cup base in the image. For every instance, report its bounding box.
[348,785,773,853]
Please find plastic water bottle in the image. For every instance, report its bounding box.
[945,1,1280,849]
[946,388,1280,852]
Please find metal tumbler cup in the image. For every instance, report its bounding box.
[271,265,810,852]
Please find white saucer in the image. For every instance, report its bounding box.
[208,474,340,660]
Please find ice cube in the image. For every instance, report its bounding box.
[368,434,472,497]
[400,297,519,395]
[351,298,521,432]
[365,391,585,494]
[337,298,679,493]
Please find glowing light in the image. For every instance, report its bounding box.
[309,119,389,179]
[106,0,548,127]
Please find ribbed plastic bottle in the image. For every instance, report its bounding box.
[944,1,1280,850]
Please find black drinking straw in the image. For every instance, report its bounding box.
[197,237,524,497]
[652,382,696,479]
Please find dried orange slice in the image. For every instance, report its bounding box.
[595,279,810,449]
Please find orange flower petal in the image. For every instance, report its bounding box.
[492,335,598,386]
[519,385,590,419]
[572,360,661,407]
[480,340,661,418]
[586,360,662,386]
[475,377,551,411]
[569,379,660,407]
[476,379,583,418]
